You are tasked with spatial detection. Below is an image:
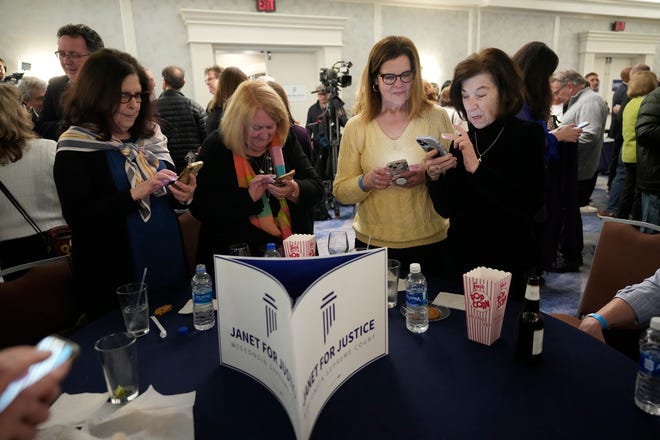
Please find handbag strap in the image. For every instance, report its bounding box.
[0,179,47,240]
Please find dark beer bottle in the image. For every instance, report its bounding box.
[516,277,544,362]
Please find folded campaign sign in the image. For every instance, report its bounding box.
[215,248,388,440]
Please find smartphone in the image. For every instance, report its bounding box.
[0,335,79,412]
[386,159,409,177]
[274,169,296,186]
[177,161,204,184]
[416,136,448,156]
[576,121,590,129]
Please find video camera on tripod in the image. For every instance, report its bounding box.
[2,72,24,84]
[315,61,352,217]
[319,60,352,95]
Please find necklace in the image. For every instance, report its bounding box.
[475,124,506,162]
[247,152,272,174]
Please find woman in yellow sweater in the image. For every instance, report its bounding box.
[333,35,455,275]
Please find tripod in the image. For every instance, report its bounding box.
[322,92,347,218]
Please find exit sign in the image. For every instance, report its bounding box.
[257,0,276,12]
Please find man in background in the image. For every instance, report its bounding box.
[203,65,223,111]
[601,66,632,217]
[156,65,207,172]
[552,70,608,272]
[36,24,104,140]
[18,77,47,125]
[585,72,600,92]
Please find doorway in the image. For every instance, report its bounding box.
[216,49,320,124]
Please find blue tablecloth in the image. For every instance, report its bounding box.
[63,287,660,438]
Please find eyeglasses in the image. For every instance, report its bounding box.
[378,70,415,85]
[553,82,570,96]
[119,93,147,104]
[54,51,90,61]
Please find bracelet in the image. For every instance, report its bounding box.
[358,174,367,192]
[587,312,607,329]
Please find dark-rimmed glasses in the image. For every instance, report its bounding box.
[119,93,148,104]
[54,51,90,61]
[379,71,415,85]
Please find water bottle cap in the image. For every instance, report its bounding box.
[409,263,421,273]
[651,316,660,330]
[196,264,206,273]
[266,242,276,251]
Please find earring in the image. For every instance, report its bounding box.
[372,83,379,93]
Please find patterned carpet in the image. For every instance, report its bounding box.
[314,175,610,316]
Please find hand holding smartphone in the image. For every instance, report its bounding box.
[176,161,204,185]
[274,169,296,186]
[0,336,79,412]
[416,136,448,156]
[576,121,589,129]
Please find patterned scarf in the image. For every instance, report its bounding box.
[234,133,292,239]
[57,125,174,222]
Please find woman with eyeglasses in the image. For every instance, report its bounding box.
[54,48,195,320]
[333,35,454,275]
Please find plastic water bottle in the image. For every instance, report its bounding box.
[264,242,280,258]
[192,264,215,331]
[634,316,660,415]
[405,263,428,334]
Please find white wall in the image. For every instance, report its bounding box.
[1,0,659,116]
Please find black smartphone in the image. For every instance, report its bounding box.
[0,335,79,412]
[416,136,448,156]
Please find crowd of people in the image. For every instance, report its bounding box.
[1,22,659,435]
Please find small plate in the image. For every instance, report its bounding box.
[400,304,450,322]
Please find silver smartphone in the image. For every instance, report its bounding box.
[0,335,79,412]
[386,159,409,177]
[416,136,448,156]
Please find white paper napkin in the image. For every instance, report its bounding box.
[38,386,196,440]
[432,292,466,311]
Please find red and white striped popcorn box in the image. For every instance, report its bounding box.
[462,267,512,346]
[283,234,317,257]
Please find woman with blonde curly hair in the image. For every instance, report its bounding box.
[0,84,67,275]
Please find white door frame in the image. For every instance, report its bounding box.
[179,9,348,106]
[578,31,660,75]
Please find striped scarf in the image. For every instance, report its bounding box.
[57,125,174,222]
[234,133,292,239]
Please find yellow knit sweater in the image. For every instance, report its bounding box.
[333,105,452,248]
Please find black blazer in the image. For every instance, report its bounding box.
[36,75,69,141]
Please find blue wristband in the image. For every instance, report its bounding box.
[587,312,607,329]
[358,174,367,192]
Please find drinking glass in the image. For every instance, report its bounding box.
[95,332,139,404]
[387,259,401,308]
[229,243,251,256]
[327,231,349,254]
[116,283,149,337]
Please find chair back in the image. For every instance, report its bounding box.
[577,217,660,316]
[178,211,201,276]
[0,257,80,348]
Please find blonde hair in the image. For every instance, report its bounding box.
[220,81,289,156]
[354,35,431,121]
[0,84,35,165]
